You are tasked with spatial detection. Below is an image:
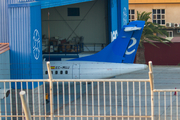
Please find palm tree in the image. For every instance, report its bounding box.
[136,11,170,63]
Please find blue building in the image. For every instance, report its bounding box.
[0,0,129,80]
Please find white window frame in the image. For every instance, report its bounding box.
[129,9,135,22]
[152,9,165,25]
[167,31,173,37]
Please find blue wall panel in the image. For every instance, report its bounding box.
[9,6,31,80]
[118,0,129,31]
[9,2,43,89]
[0,0,36,43]
[38,0,93,9]
[108,0,129,43]
[109,0,118,42]
[30,5,43,79]
[0,0,9,43]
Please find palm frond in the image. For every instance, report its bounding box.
[143,39,159,48]
[137,11,170,45]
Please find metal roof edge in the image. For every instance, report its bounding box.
[8,1,41,8]
[40,0,93,9]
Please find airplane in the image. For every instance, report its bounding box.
[43,20,147,79]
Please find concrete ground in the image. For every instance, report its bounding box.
[53,65,180,120]
[116,65,180,89]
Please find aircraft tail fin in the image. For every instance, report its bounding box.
[122,21,145,63]
[69,20,145,63]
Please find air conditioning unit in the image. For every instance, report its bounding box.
[166,23,175,27]
[174,23,180,27]
[177,29,180,33]
[166,23,172,27]
[171,23,175,27]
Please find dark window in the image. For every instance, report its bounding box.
[45,71,48,74]
[132,15,134,19]
[157,15,161,19]
[131,10,134,14]
[68,8,80,16]
[65,71,68,74]
[162,15,165,19]
[129,9,135,22]
[167,31,173,37]
[169,32,173,37]
[153,9,156,14]
[51,71,53,74]
[153,15,156,19]
[157,9,160,14]
[153,20,156,23]
[60,71,63,74]
[158,20,161,24]
[162,9,165,14]
[162,20,165,24]
[55,71,58,74]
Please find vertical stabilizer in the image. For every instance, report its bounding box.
[70,20,145,63]
[123,21,145,63]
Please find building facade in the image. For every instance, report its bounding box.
[129,0,180,39]
[129,0,180,65]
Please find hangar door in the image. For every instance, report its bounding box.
[41,0,108,53]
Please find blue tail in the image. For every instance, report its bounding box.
[69,21,145,63]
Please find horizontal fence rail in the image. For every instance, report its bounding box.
[0,61,179,120]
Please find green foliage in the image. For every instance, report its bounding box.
[137,11,171,47]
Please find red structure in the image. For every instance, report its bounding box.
[144,38,180,65]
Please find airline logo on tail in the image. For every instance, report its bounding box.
[125,37,137,55]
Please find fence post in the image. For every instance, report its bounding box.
[149,61,154,120]
[47,62,54,120]
[19,91,32,120]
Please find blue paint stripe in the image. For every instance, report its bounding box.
[39,0,93,9]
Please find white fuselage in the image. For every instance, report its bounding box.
[43,61,147,79]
